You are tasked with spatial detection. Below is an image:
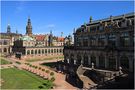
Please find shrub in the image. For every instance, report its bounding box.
[50,77,55,82]
[38,85,44,89]
[45,70,50,73]
[42,69,45,71]
[39,67,41,70]
[15,61,21,64]
[50,72,54,76]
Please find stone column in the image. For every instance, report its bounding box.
[88,55,91,66]
[105,55,108,69]
[25,50,27,55]
[96,56,99,68]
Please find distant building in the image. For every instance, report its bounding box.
[64,12,134,72]
[12,17,64,56]
[0,24,22,55]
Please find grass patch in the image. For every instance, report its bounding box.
[27,56,64,62]
[0,57,12,65]
[1,68,53,89]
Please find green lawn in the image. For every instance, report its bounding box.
[0,58,12,65]
[27,56,64,62]
[1,68,53,89]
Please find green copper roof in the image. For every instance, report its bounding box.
[19,35,35,41]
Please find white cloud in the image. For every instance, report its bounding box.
[46,24,55,28]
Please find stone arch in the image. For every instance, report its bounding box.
[91,54,96,65]
[31,50,34,54]
[99,54,105,68]
[108,55,116,70]
[83,54,89,67]
[42,49,44,54]
[4,48,7,53]
[57,49,59,53]
[51,49,53,53]
[35,50,37,54]
[70,53,74,64]
[48,49,50,54]
[45,49,47,54]
[76,53,81,65]
[120,55,129,71]
[38,49,41,54]
[27,50,30,55]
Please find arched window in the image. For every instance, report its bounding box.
[31,50,34,54]
[99,55,105,68]
[35,50,37,54]
[83,55,89,67]
[54,49,56,53]
[42,49,44,54]
[60,49,62,53]
[4,48,7,52]
[57,49,59,53]
[51,49,53,53]
[77,54,81,65]
[48,49,50,54]
[120,56,129,70]
[45,49,47,53]
[38,49,41,54]
[27,50,30,55]
[120,32,130,47]
[91,55,96,65]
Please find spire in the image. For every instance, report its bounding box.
[89,16,92,23]
[61,32,63,37]
[26,16,32,36]
[73,28,76,33]
[7,24,11,33]
[16,29,18,34]
[50,30,53,35]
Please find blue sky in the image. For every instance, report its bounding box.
[1,1,134,37]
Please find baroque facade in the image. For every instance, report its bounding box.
[64,12,134,72]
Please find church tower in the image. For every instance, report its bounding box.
[7,24,11,33]
[26,17,32,36]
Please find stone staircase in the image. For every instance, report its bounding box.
[76,64,97,89]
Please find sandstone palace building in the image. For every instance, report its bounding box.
[64,12,134,72]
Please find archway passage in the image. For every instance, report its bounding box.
[99,56,105,68]
[108,56,116,70]
[83,55,89,67]
[31,50,34,54]
[4,48,7,53]
[120,56,129,71]
[91,55,96,66]
[27,50,30,55]
[77,54,81,65]
[70,54,74,65]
